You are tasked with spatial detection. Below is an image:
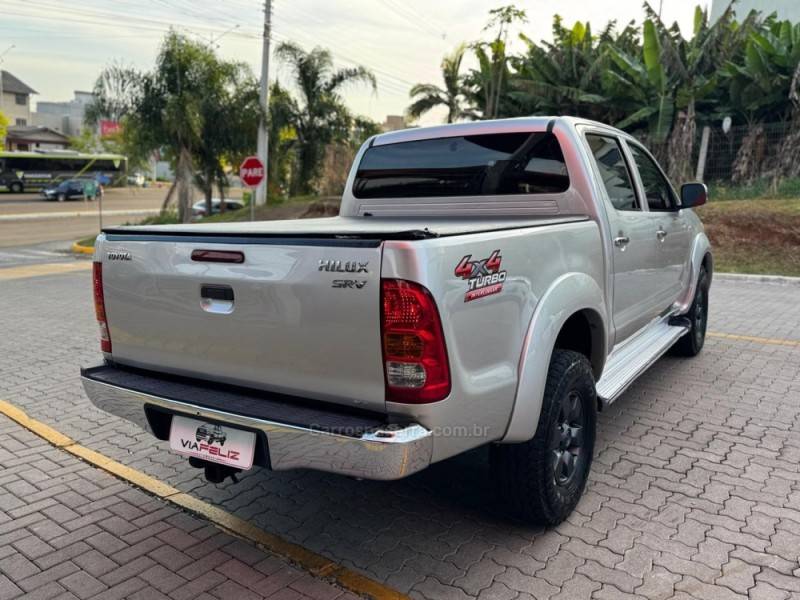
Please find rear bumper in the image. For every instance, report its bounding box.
[80,365,432,480]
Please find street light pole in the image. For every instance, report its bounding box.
[254,0,272,211]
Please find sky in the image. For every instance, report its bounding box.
[1,0,712,126]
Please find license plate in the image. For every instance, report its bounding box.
[169,415,256,469]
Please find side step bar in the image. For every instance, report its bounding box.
[596,317,689,404]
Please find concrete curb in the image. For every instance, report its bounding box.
[71,241,95,255]
[715,272,800,286]
[0,208,159,222]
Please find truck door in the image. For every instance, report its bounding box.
[585,134,663,342]
[626,142,693,309]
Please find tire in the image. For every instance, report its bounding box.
[490,349,597,525]
[9,182,23,193]
[671,266,709,357]
[57,194,66,202]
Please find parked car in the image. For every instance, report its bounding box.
[41,179,95,202]
[81,117,712,524]
[191,198,245,219]
[127,172,145,187]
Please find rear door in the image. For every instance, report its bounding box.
[625,142,693,308]
[100,234,386,411]
[585,134,662,342]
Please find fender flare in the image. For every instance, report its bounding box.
[676,232,713,314]
[501,272,608,443]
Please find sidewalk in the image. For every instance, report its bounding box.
[0,414,353,600]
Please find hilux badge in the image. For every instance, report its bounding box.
[318,259,368,273]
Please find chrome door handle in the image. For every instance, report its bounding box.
[656,229,667,241]
[614,236,630,248]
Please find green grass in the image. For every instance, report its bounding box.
[697,198,800,276]
[709,177,800,201]
[76,235,97,248]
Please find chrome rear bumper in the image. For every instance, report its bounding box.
[80,366,432,480]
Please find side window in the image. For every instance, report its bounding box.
[628,144,677,211]
[586,134,638,211]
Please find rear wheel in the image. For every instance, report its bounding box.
[672,266,709,357]
[490,349,596,525]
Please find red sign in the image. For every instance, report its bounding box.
[239,156,265,188]
[100,120,121,137]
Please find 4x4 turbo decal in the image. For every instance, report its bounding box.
[454,250,507,302]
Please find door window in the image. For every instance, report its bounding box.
[586,134,638,211]
[628,144,677,211]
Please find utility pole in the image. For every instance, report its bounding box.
[254,0,272,210]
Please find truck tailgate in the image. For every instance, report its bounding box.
[99,233,385,411]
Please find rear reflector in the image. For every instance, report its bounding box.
[381,279,450,403]
[93,262,112,353]
[191,249,245,264]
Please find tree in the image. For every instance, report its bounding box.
[407,44,468,123]
[266,81,298,199]
[93,32,264,221]
[509,17,618,120]
[84,63,142,127]
[723,16,800,181]
[275,41,375,195]
[462,7,527,120]
[0,110,9,147]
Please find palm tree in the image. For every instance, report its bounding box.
[407,44,468,123]
[274,41,375,195]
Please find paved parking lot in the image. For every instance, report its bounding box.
[0,413,354,600]
[1,264,799,600]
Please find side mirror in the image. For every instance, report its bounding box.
[680,183,707,208]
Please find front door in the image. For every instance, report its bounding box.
[626,142,693,308]
[585,134,663,343]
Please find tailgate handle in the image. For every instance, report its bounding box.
[201,285,234,301]
[191,249,245,263]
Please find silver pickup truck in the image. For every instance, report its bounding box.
[81,117,712,524]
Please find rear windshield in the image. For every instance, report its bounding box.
[353,132,569,199]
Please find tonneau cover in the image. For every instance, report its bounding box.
[103,215,589,239]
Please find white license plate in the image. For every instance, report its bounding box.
[169,415,256,470]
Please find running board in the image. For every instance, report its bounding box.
[596,318,689,404]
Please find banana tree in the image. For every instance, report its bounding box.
[509,18,609,119]
[723,17,800,181]
[605,19,674,144]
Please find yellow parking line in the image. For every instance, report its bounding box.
[0,399,409,600]
[708,331,800,347]
[0,261,93,281]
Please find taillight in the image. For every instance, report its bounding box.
[93,261,112,353]
[381,279,450,403]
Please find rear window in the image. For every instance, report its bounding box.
[353,132,569,199]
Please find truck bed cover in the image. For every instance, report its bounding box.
[103,215,590,240]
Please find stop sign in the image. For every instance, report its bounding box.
[239,156,265,188]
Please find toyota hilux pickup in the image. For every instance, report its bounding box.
[81,117,712,524]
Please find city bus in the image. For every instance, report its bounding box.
[0,150,128,193]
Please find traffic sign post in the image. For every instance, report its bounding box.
[239,156,265,221]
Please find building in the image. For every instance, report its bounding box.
[382,115,408,132]
[34,90,95,136]
[711,0,800,21]
[0,70,37,127]
[4,126,70,151]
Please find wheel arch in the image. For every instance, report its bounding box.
[501,272,608,443]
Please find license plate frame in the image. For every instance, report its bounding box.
[169,415,256,470]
